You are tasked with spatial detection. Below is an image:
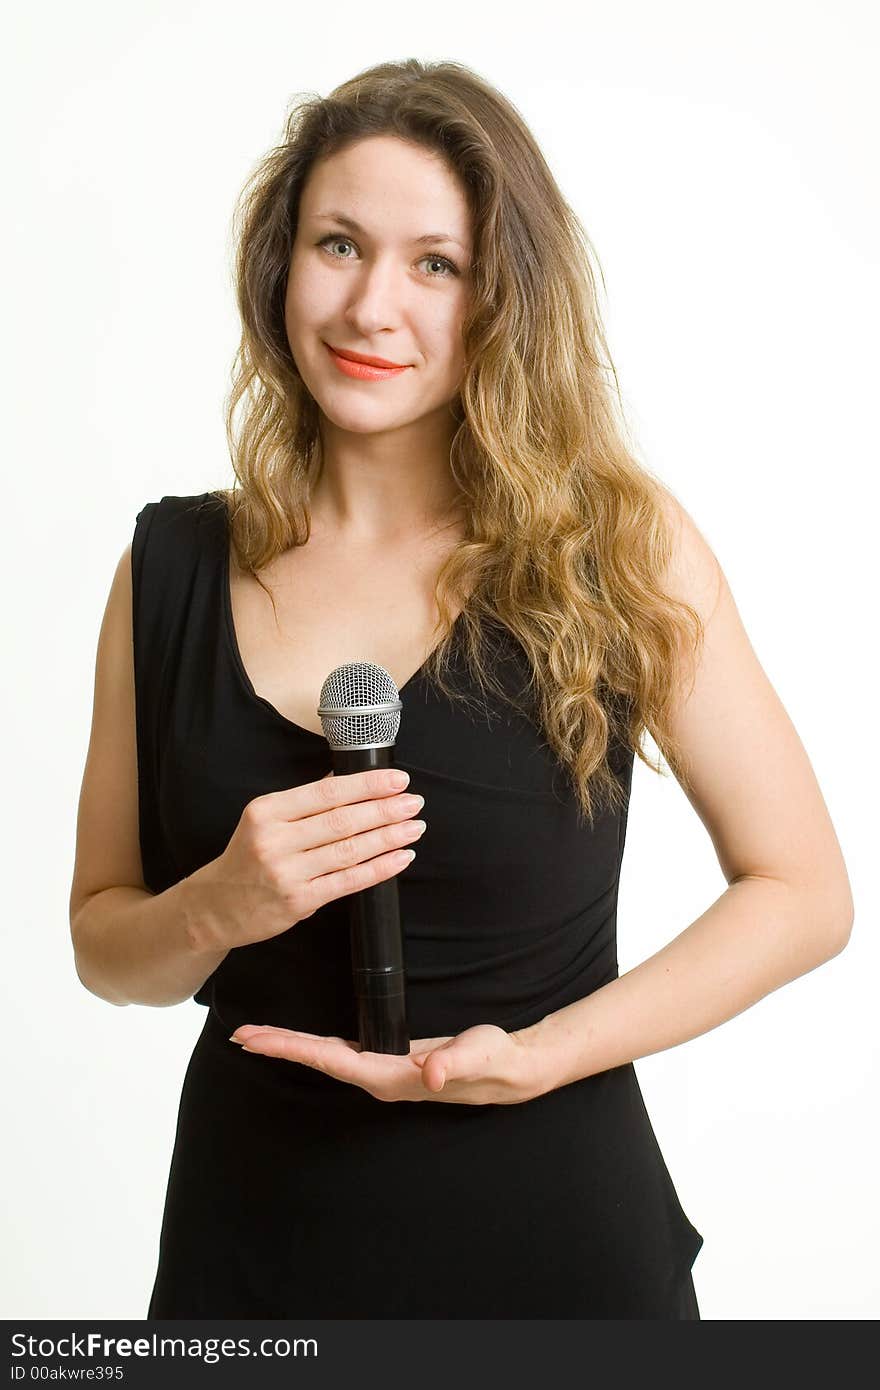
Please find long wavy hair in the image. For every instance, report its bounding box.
[217,57,704,828]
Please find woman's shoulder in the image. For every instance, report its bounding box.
[139,489,223,518]
[135,489,225,540]
[654,485,724,627]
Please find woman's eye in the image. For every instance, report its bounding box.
[319,235,357,261]
[316,235,458,278]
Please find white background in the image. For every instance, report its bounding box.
[4,0,877,1321]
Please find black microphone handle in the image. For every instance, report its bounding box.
[331,745,410,1055]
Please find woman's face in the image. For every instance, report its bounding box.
[285,135,473,437]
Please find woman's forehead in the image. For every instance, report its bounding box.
[301,138,472,241]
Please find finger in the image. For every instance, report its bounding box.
[409,1036,455,1054]
[231,1026,361,1051]
[297,843,419,917]
[420,1036,471,1092]
[255,767,411,827]
[409,1036,456,1070]
[231,1025,328,1044]
[239,1034,370,1086]
[292,788,426,859]
[422,1063,448,1092]
[301,814,426,881]
[422,1049,453,1091]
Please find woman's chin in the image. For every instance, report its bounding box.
[313,393,424,435]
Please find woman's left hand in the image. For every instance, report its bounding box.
[229,1022,547,1104]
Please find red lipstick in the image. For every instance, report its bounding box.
[325,343,411,381]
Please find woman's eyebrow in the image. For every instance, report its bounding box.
[311,210,468,250]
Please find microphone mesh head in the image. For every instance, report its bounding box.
[317,662,403,750]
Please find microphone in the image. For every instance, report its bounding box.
[316,662,410,1056]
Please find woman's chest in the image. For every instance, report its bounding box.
[228,537,458,736]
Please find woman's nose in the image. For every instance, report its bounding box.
[343,257,408,334]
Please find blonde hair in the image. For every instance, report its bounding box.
[218,57,704,827]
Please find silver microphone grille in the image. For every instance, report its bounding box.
[316,661,403,750]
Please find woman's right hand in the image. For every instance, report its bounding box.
[188,768,426,952]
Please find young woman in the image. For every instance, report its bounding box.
[69,58,853,1319]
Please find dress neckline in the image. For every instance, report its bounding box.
[218,499,464,740]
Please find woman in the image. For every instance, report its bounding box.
[69,58,853,1319]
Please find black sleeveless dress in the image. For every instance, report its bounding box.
[133,491,704,1319]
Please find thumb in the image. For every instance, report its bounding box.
[423,1063,447,1092]
[422,1039,457,1092]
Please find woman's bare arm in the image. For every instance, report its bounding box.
[519,496,853,1088]
[71,870,229,1008]
[69,541,228,1007]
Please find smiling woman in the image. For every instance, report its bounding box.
[282,133,474,452]
[70,56,851,1324]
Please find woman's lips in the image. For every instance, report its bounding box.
[324,343,411,380]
